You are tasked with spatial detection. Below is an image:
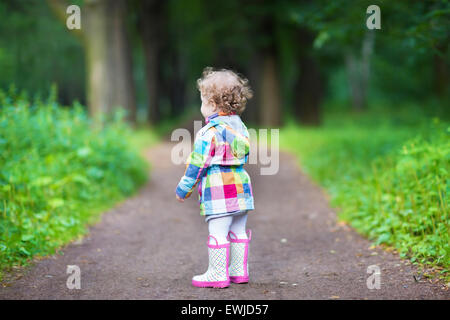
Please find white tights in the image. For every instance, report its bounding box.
[208,213,248,245]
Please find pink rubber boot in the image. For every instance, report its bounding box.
[192,235,230,288]
[228,230,251,284]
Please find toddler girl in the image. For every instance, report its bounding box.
[175,67,254,288]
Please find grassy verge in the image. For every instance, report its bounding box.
[281,109,449,280]
[129,127,161,152]
[0,90,154,280]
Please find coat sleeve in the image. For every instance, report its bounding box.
[175,129,216,199]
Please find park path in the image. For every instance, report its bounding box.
[0,142,448,299]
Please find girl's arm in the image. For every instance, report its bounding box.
[175,130,216,200]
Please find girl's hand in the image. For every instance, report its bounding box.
[176,195,184,202]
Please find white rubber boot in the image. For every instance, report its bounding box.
[192,235,230,288]
[228,230,251,283]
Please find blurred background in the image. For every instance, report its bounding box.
[1,0,448,125]
[0,0,448,280]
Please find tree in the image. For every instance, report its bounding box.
[289,0,450,110]
[288,0,377,111]
[47,0,137,122]
[434,44,449,98]
[136,0,166,125]
[344,31,375,111]
[259,49,282,127]
[291,28,324,125]
[245,0,283,127]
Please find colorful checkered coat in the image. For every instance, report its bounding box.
[176,112,254,216]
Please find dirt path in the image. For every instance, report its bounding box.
[0,142,448,299]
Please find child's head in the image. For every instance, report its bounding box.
[197,67,253,119]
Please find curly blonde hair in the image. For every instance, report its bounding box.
[197,67,253,115]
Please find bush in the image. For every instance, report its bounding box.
[0,89,148,275]
[282,115,449,277]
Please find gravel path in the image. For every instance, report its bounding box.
[0,142,448,299]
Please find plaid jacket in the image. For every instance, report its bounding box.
[176,112,254,216]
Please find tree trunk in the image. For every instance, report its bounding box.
[47,0,137,123]
[361,30,375,105]
[345,31,375,111]
[345,51,365,111]
[83,0,112,117]
[108,0,136,122]
[294,56,323,126]
[293,28,323,126]
[168,51,187,117]
[138,0,165,125]
[259,52,282,127]
[244,53,262,125]
[433,44,449,98]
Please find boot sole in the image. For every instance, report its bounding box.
[192,279,230,288]
[230,276,249,284]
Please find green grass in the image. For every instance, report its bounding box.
[0,89,152,279]
[129,127,160,151]
[281,109,449,279]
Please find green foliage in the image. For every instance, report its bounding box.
[0,89,148,276]
[281,110,449,276]
[289,0,450,53]
[286,0,450,103]
[129,127,160,152]
[0,0,85,105]
[1,1,448,120]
